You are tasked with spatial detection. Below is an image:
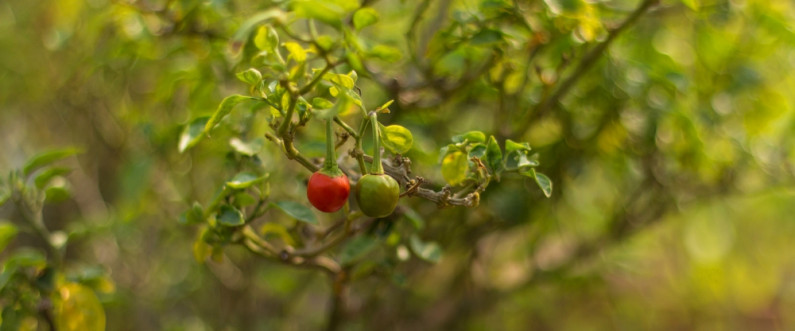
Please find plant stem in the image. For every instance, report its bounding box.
[369,113,384,174]
[277,88,298,136]
[325,272,348,331]
[516,0,658,136]
[323,119,338,171]
[333,116,357,138]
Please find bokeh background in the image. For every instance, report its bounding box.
[2,0,795,329]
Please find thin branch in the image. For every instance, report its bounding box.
[515,0,659,136]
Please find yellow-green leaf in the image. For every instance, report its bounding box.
[353,8,379,30]
[53,283,106,331]
[379,124,413,154]
[283,42,307,63]
[204,95,251,135]
[441,151,468,185]
[253,25,279,51]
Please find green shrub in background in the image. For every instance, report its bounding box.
[1,0,795,329]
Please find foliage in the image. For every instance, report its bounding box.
[2,0,795,329]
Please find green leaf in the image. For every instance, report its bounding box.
[469,144,487,158]
[402,207,424,230]
[506,151,539,170]
[229,137,265,156]
[312,97,334,110]
[315,92,354,120]
[23,148,81,176]
[34,167,72,189]
[368,44,402,62]
[680,0,699,11]
[253,25,279,51]
[216,205,245,227]
[441,151,468,185]
[339,235,378,265]
[471,28,504,45]
[180,202,205,225]
[45,184,71,203]
[231,9,286,48]
[353,8,379,30]
[5,249,46,268]
[452,131,486,144]
[193,238,212,263]
[204,95,251,135]
[283,42,307,63]
[179,116,210,153]
[505,139,531,153]
[227,172,269,190]
[522,168,553,198]
[409,234,442,263]
[323,72,355,89]
[377,99,394,111]
[236,68,263,86]
[271,201,317,224]
[534,171,553,198]
[379,124,414,154]
[291,0,358,28]
[486,136,503,174]
[0,222,18,253]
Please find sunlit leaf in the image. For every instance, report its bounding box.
[680,0,699,11]
[379,124,414,154]
[179,117,210,153]
[353,8,379,30]
[204,95,252,135]
[229,137,265,156]
[253,25,279,51]
[368,44,402,62]
[283,41,307,63]
[236,68,262,86]
[377,99,394,111]
[0,222,18,253]
[441,151,468,185]
[227,172,268,190]
[231,9,286,49]
[312,97,334,110]
[291,0,357,28]
[452,131,486,144]
[504,139,531,153]
[54,283,106,331]
[193,236,212,263]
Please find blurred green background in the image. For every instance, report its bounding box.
[2,0,795,329]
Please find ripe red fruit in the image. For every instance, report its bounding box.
[307,172,350,212]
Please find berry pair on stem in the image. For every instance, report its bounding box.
[306,114,399,218]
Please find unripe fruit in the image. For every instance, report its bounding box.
[355,174,400,218]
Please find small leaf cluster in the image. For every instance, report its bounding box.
[0,149,110,331]
[440,132,552,197]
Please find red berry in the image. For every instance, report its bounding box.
[307,172,350,212]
